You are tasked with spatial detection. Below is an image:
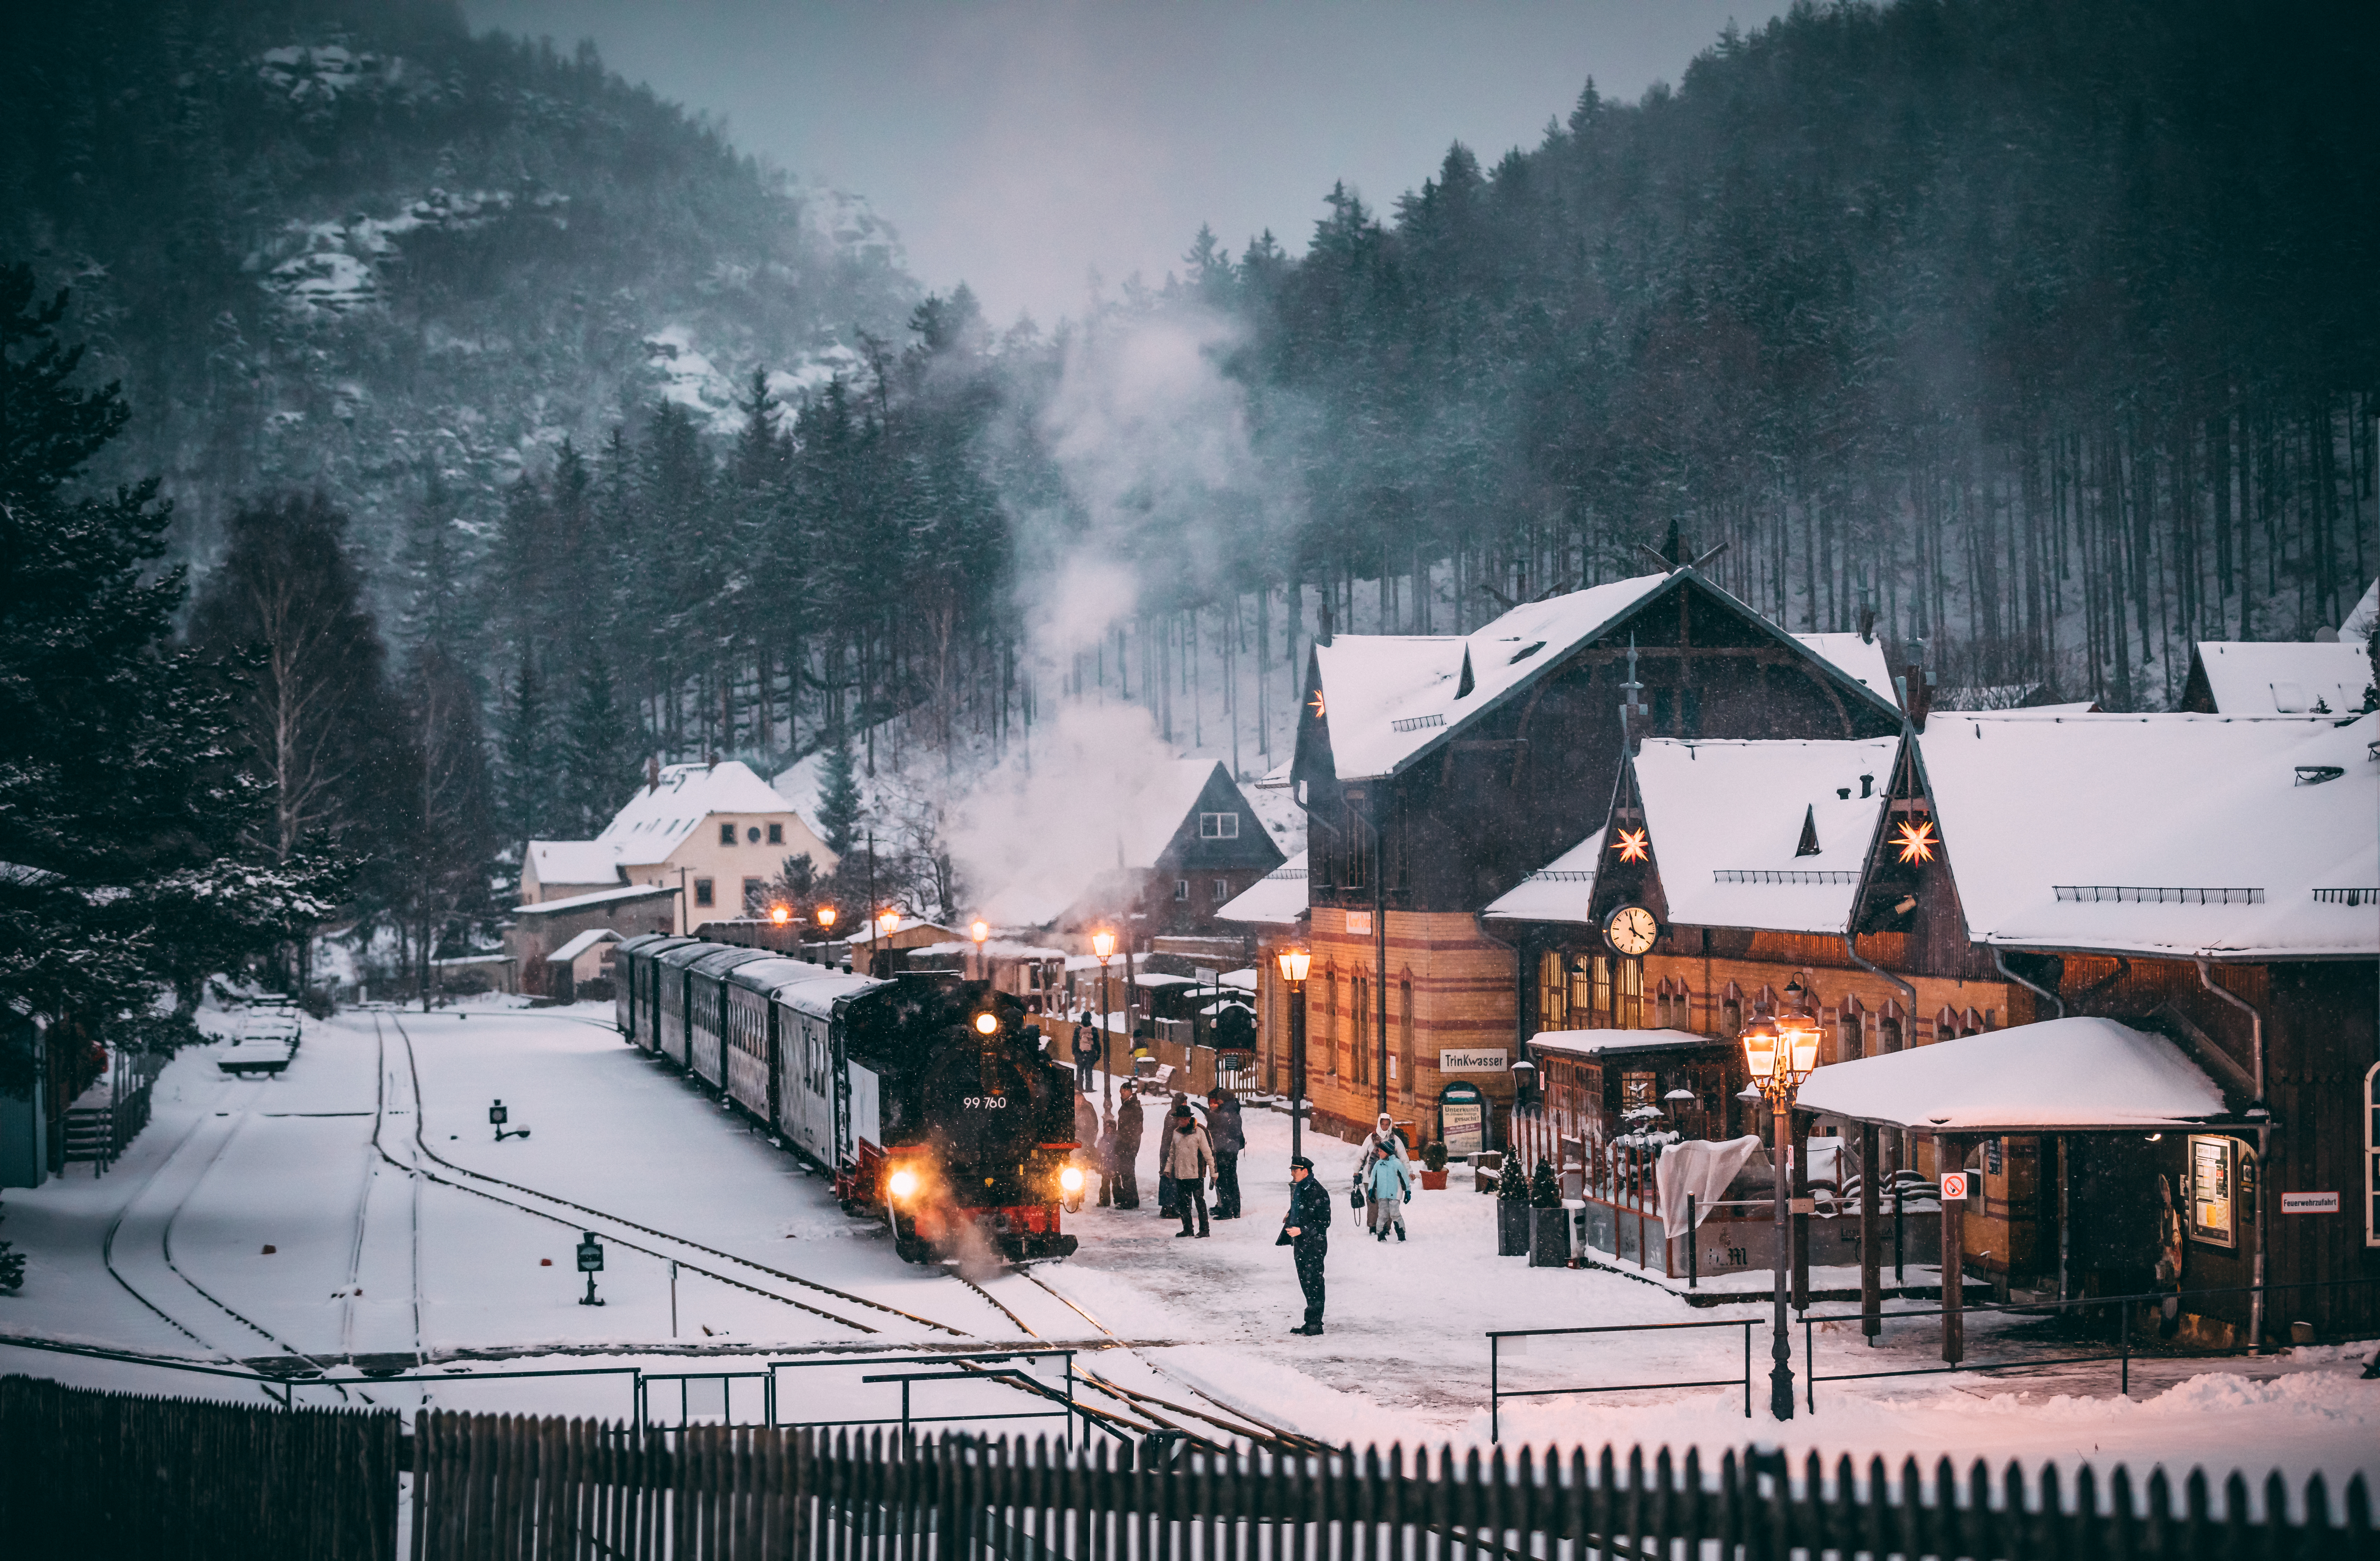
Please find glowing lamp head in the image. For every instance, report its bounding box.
[1058,1165,1085,1193]
[973,1012,999,1036]
[769,903,791,926]
[1275,946,1313,984]
[816,906,837,930]
[1091,930,1117,961]
[886,1168,919,1201]
[970,919,989,944]
[877,908,899,934]
[1740,1016,1782,1086]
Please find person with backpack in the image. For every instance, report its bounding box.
[1204,1088,1245,1218]
[1281,1156,1332,1334]
[1071,1012,1101,1094]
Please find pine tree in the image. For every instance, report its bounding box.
[0,266,353,1053]
[496,653,555,843]
[559,656,638,835]
[387,642,499,1006]
[815,740,862,857]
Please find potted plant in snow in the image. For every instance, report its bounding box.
[1495,1154,1532,1255]
[1418,1141,1449,1191]
[1527,1158,1571,1267]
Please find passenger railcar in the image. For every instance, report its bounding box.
[613,937,1081,1266]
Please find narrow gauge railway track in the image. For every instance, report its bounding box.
[378,1016,961,1339]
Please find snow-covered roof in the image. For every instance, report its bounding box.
[1637,737,1900,933]
[776,971,885,1020]
[595,760,801,859]
[1792,634,1900,706]
[1313,574,1671,780]
[1122,759,1232,868]
[1215,851,1308,927]
[1794,1018,2227,1131]
[1255,759,1294,788]
[1480,833,1605,924]
[545,927,623,964]
[907,939,1068,960]
[527,840,627,887]
[2189,642,2371,715]
[1530,1027,1723,1059]
[1918,711,2380,959]
[513,882,679,918]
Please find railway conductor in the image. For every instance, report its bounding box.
[1279,1156,1332,1335]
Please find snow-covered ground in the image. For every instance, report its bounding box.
[3,1002,2373,1509]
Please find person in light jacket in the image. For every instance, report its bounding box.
[1358,1112,1410,1168]
[1362,1142,1412,1241]
[1204,1089,1245,1219]
[1281,1157,1332,1334]
[1160,1106,1214,1237]
[1071,1014,1102,1095]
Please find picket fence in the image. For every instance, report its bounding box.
[411,1411,2378,1561]
[5,1375,2376,1559]
[0,1373,399,1559]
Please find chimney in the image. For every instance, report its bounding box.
[1905,665,1933,730]
[706,750,719,772]
[646,755,661,794]
[1858,602,1875,644]
[1317,600,1334,647]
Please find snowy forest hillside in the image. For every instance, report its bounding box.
[7,0,2377,941]
[0,0,915,584]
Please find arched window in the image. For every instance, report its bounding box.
[1838,995,1865,1063]
[1721,982,1743,1037]
[1322,964,1338,1074]
[1878,1000,1904,1054]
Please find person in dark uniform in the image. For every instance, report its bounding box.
[1109,1082,1145,1208]
[1281,1156,1332,1334]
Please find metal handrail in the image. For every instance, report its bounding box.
[1488,1317,1758,1441]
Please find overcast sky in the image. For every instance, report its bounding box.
[460,1,1781,328]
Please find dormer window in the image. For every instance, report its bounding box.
[1198,812,1240,839]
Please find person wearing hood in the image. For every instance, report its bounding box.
[1280,1156,1332,1334]
[1359,1113,1411,1168]
[1204,1088,1245,1219]
[1160,1101,1214,1237]
[1108,1081,1144,1208]
[1362,1141,1412,1241]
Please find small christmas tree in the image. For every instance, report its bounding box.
[1530,1157,1563,1208]
[1421,1140,1448,1173]
[1496,1154,1529,1203]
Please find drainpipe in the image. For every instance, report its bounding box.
[1991,946,2063,1020]
[2195,957,2269,1352]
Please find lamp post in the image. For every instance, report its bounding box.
[814,904,837,967]
[1743,982,1825,1420]
[1274,946,1312,1166]
[971,919,990,983]
[1092,930,1118,1107]
[875,907,898,978]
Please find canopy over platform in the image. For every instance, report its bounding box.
[1793,1017,2228,1134]
[1530,1027,1729,1060]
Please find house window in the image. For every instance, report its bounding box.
[1538,951,1568,1032]
[1174,879,1189,901]
[1212,878,1230,902]
[742,878,765,912]
[719,822,737,846]
[1199,811,1240,839]
[746,826,762,843]
[1615,959,1644,1029]
[694,878,715,908]
[1351,974,1369,1084]
[768,822,784,845]
[1398,975,1415,1100]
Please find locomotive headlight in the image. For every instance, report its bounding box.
[887,1169,920,1201]
[973,1012,999,1035]
[1058,1166,1085,1193]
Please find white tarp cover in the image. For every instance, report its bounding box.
[1655,1135,1764,1239]
[1793,1017,2226,1131]
[1215,850,1308,927]
[1919,711,2379,958]
[1634,736,1902,933]
[2189,641,2372,715]
[1313,574,1670,780]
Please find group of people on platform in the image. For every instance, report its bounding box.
[1064,1000,1419,1338]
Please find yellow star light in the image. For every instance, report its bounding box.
[1612,828,1649,863]
[1308,691,1326,719]
[1893,819,1939,866]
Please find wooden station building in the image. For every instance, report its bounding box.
[1286,562,1905,1141]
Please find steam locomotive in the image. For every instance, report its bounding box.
[613,934,1082,1265]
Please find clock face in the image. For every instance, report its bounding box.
[1606,904,1658,957]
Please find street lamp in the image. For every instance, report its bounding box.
[1274,946,1312,1166]
[813,904,837,967]
[971,918,990,982]
[874,907,898,976]
[1091,930,1118,1107]
[1744,983,1826,1420]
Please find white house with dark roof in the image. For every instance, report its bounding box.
[519,760,838,934]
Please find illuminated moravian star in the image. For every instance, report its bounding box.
[1893,819,1939,865]
[1612,828,1650,863]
